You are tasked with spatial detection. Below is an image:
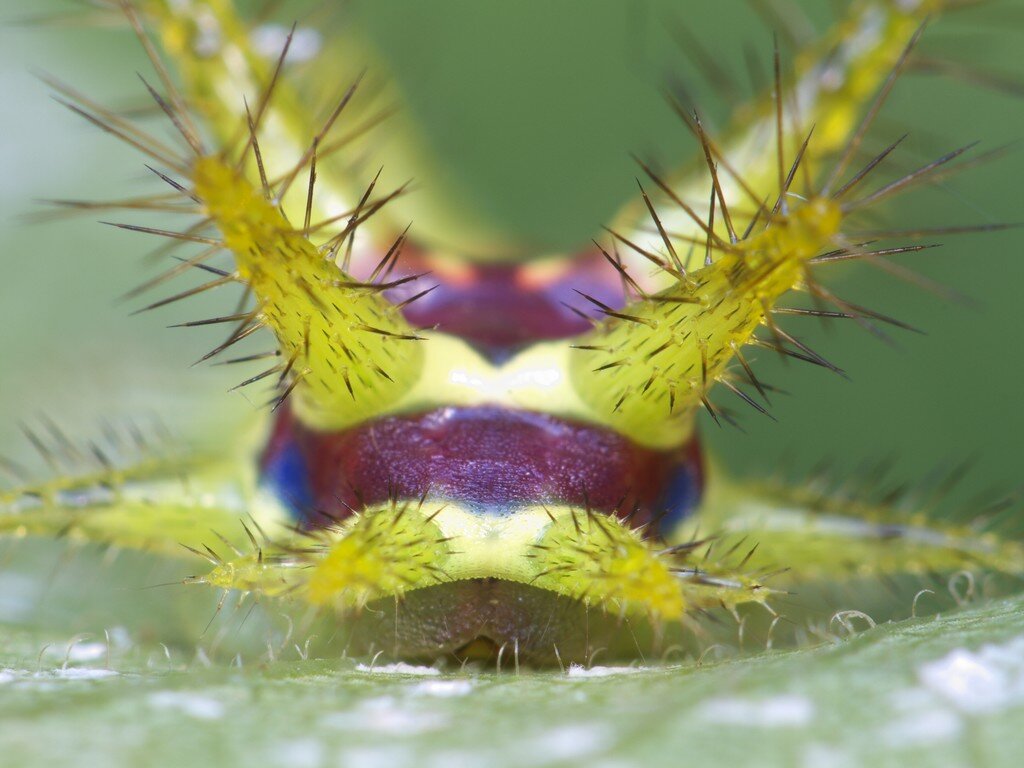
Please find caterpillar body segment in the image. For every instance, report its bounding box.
[186,501,772,627]
[5,438,1022,644]
[0,424,755,631]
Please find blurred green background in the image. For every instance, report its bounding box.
[0,0,1022,493]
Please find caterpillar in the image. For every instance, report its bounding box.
[1,0,1022,667]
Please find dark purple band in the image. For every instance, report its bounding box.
[260,405,703,533]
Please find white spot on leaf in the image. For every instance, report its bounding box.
[880,709,963,748]
[321,696,448,735]
[148,691,226,720]
[355,661,440,676]
[917,636,1024,714]
[567,664,646,678]
[526,724,613,762]
[697,694,815,728]
[409,679,473,697]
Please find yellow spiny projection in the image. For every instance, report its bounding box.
[144,0,377,232]
[304,503,451,609]
[191,156,424,427]
[616,0,941,278]
[570,198,843,442]
[195,501,452,609]
[530,511,687,621]
[529,510,773,622]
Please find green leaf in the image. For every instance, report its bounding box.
[2,595,1022,767]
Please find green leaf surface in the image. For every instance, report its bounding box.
[2,595,1023,768]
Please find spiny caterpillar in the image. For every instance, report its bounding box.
[1,0,1022,666]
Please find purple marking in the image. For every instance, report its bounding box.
[261,405,703,532]
[384,249,626,359]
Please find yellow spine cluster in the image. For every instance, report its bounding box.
[192,157,424,428]
[571,199,842,442]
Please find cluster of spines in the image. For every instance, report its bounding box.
[740,456,1024,576]
[568,3,1012,442]
[44,2,432,429]
[526,503,778,625]
[0,417,243,556]
[0,416,177,512]
[190,491,452,612]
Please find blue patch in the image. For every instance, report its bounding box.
[656,462,703,532]
[260,439,315,521]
